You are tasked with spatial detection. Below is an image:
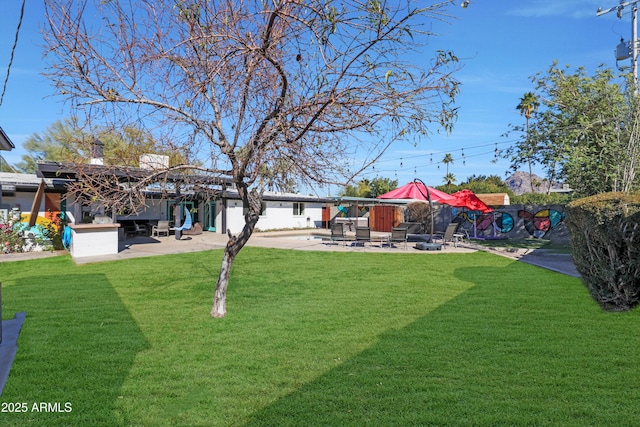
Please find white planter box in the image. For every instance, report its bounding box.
[69,223,120,258]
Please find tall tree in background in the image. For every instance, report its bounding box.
[507,63,640,196]
[0,156,16,172]
[43,0,461,317]
[443,171,456,189]
[340,177,397,198]
[442,153,454,190]
[516,91,539,192]
[435,174,513,195]
[341,179,371,198]
[16,118,180,173]
[368,177,398,198]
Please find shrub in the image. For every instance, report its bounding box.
[566,192,640,311]
[405,202,430,225]
[511,192,576,205]
[0,222,26,253]
[0,220,62,254]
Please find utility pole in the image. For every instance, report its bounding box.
[598,1,640,92]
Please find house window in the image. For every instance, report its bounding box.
[293,202,305,216]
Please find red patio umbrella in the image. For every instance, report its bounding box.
[450,189,493,239]
[378,180,455,243]
[450,189,492,213]
[377,181,456,204]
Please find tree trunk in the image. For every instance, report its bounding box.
[528,157,534,193]
[210,187,261,318]
[211,246,235,318]
[526,116,535,193]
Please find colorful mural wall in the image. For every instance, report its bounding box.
[440,204,569,242]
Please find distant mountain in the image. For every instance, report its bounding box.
[505,171,552,195]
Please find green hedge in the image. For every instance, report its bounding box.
[511,192,576,205]
[566,192,640,311]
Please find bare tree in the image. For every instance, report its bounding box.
[43,0,461,317]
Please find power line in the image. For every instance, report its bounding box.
[597,1,640,92]
[0,0,27,107]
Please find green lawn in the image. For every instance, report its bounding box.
[2,248,640,426]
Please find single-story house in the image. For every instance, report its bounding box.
[2,163,335,235]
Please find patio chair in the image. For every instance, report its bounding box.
[355,226,372,247]
[152,220,170,238]
[133,222,148,236]
[390,227,408,249]
[330,222,346,245]
[435,223,463,248]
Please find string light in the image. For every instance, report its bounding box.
[359,138,518,179]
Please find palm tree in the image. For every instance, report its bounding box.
[442,153,454,191]
[516,92,540,192]
[443,172,456,190]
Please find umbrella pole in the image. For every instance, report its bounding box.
[473,212,478,239]
[492,212,497,238]
[427,188,433,242]
[413,179,434,242]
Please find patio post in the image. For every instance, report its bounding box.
[413,179,434,242]
[174,203,182,240]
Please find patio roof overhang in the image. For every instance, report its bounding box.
[0,127,15,151]
[330,196,426,206]
[36,161,234,188]
[0,172,64,195]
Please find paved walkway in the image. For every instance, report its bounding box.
[471,245,580,278]
[0,230,580,277]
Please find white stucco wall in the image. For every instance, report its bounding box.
[256,201,322,231]
[69,223,120,258]
[0,191,43,214]
[222,199,323,234]
[224,201,246,234]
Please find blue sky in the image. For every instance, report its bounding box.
[0,0,631,192]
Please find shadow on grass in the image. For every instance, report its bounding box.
[244,263,638,426]
[2,274,150,427]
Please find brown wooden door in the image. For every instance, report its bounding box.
[371,205,395,232]
[322,205,331,229]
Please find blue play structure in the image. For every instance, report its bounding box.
[173,209,193,231]
[62,226,72,249]
[337,205,348,217]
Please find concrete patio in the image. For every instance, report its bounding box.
[76,229,476,264]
